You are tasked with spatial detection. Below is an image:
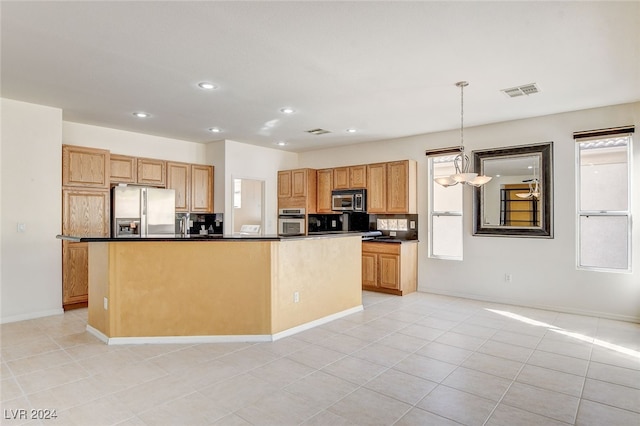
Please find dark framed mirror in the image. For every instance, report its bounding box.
[473,142,553,238]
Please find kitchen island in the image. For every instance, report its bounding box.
[57,234,363,344]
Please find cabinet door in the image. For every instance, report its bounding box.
[291,169,308,197]
[191,165,214,213]
[316,169,334,213]
[62,241,89,305]
[167,162,191,212]
[333,167,349,190]
[278,170,292,198]
[62,145,110,188]
[110,154,137,183]
[350,165,367,188]
[367,163,387,213]
[362,252,378,288]
[387,161,410,213]
[137,158,166,187]
[379,254,400,290]
[62,189,110,236]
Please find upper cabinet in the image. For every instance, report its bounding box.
[367,160,417,214]
[191,165,214,213]
[137,158,166,187]
[109,154,137,183]
[167,162,214,213]
[62,145,110,188]
[277,168,317,212]
[316,168,334,213]
[333,165,367,190]
[166,162,191,212]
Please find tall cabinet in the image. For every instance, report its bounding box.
[61,145,110,309]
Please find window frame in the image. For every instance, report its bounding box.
[575,132,633,273]
[428,154,464,261]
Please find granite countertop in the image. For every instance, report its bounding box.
[56,232,367,243]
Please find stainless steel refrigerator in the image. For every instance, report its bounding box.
[112,186,176,238]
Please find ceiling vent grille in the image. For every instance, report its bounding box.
[306,128,331,135]
[501,83,540,98]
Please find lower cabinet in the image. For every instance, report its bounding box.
[362,242,417,295]
[62,241,89,308]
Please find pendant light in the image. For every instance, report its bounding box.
[434,81,492,187]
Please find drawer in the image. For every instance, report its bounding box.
[362,242,400,255]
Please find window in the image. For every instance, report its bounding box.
[429,155,463,259]
[576,130,633,272]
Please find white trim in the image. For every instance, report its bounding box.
[89,305,364,345]
[0,308,64,324]
[271,305,364,341]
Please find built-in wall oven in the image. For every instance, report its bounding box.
[278,208,306,236]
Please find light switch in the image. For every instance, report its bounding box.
[17,223,26,233]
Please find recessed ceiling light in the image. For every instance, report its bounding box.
[208,127,222,133]
[280,107,295,114]
[276,141,287,146]
[346,128,357,133]
[198,82,218,90]
[133,112,150,118]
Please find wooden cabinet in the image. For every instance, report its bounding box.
[137,158,166,187]
[191,164,214,213]
[62,241,89,306]
[350,165,367,188]
[316,168,334,213]
[367,160,417,214]
[333,165,367,190]
[62,188,109,309]
[167,162,191,212]
[367,163,388,213]
[109,154,137,183]
[62,145,110,188]
[277,168,317,212]
[387,160,416,213]
[362,242,417,296]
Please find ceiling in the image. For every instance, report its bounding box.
[2,1,639,153]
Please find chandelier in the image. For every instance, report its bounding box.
[434,81,492,187]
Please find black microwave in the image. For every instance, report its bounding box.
[331,189,366,212]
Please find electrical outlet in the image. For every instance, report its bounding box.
[293,291,299,303]
[103,297,108,310]
[504,273,512,283]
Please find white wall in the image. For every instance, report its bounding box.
[219,140,298,235]
[299,102,640,322]
[63,122,208,163]
[1,99,63,322]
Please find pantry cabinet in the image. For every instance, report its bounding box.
[109,154,137,183]
[277,168,317,212]
[137,157,166,187]
[361,242,417,296]
[62,145,110,188]
[61,188,110,309]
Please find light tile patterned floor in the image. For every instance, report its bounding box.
[1,291,639,425]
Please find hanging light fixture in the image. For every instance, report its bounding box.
[434,81,492,187]
[516,160,540,199]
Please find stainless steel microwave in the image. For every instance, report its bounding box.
[331,189,366,212]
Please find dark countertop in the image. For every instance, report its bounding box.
[56,232,367,243]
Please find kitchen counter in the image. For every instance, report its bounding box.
[56,232,369,243]
[74,234,363,344]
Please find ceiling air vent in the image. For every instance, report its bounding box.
[501,83,540,98]
[306,128,331,135]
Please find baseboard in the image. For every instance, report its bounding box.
[419,286,640,324]
[89,304,364,345]
[0,308,64,324]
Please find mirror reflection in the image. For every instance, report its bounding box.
[473,142,553,238]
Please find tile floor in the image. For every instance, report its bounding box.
[1,291,639,425]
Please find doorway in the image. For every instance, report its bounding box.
[232,178,265,235]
